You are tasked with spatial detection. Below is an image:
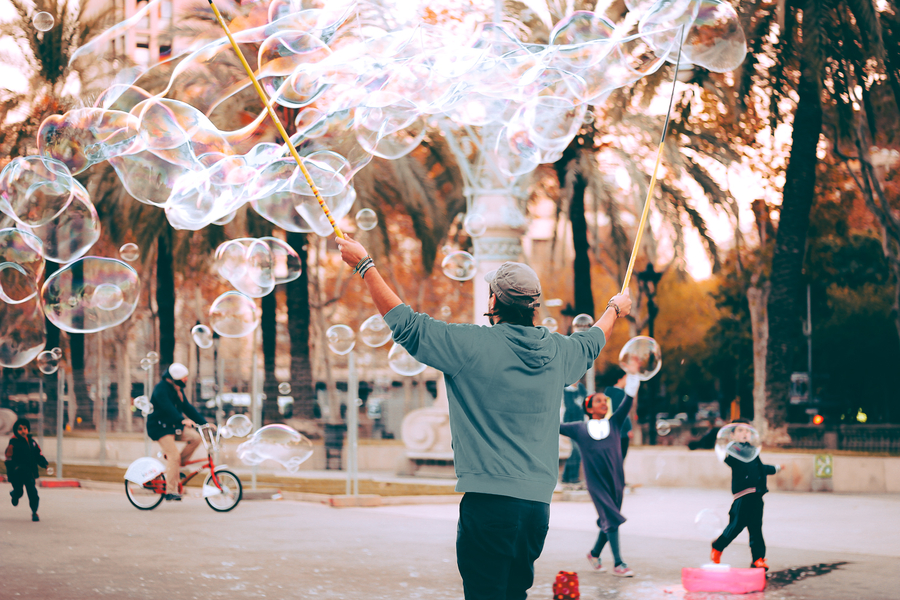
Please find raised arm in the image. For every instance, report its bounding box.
[336,235,402,316]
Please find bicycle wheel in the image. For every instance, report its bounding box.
[125,475,165,510]
[204,470,242,512]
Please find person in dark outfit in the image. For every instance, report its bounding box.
[560,382,586,485]
[559,376,640,577]
[710,421,782,570]
[601,367,632,459]
[147,363,209,501]
[337,234,633,600]
[5,418,48,522]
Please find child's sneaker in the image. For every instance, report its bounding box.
[613,564,634,577]
[586,553,606,572]
[752,558,769,570]
[31,512,39,522]
[710,547,722,564]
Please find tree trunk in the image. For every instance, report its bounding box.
[261,289,279,422]
[69,260,92,428]
[156,232,176,368]
[43,262,60,435]
[286,232,315,418]
[555,146,595,316]
[747,281,770,436]
[764,63,822,445]
[116,338,132,432]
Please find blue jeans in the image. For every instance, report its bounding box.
[457,492,550,600]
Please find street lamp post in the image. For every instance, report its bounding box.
[637,262,662,445]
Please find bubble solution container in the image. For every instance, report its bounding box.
[682,564,766,594]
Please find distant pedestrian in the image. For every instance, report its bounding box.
[560,376,640,577]
[337,234,633,600]
[710,420,782,570]
[5,417,48,522]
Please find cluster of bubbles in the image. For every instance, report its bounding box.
[618,336,662,381]
[236,423,314,472]
[20,0,745,239]
[214,236,301,297]
[715,422,762,463]
[36,347,62,374]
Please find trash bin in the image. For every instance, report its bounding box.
[324,423,346,470]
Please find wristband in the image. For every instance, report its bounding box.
[358,259,374,279]
[353,255,371,274]
[606,299,621,317]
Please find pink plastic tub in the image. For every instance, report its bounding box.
[682,566,766,594]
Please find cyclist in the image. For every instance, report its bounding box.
[147,363,210,501]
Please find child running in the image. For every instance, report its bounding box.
[5,417,49,522]
[710,420,782,570]
[560,375,640,577]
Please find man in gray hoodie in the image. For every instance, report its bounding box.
[337,235,632,600]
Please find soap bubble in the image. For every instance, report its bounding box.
[146,351,159,365]
[355,208,378,230]
[14,179,100,263]
[45,466,54,475]
[0,228,44,289]
[191,324,213,348]
[656,419,672,437]
[0,262,38,305]
[32,11,54,31]
[278,382,291,395]
[618,336,662,381]
[387,342,427,376]
[463,213,487,237]
[36,350,59,374]
[133,395,151,414]
[441,251,476,281]
[359,314,392,348]
[541,317,558,333]
[0,155,73,227]
[225,414,253,437]
[326,324,356,355]
[439,305,452,319]
[41,257,140,334]
[715,422,761,463]
[209,291,260,338]
[571,314,593,333]
[140,357,152,371]
[236,423,314,472]
[119,243,140,262]
[695,508,725,537]
[219,426,233,439]
[50,347,61,359]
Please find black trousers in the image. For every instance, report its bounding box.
[457,492,550,600]
[10,474,40,513]
[712,493,765,562]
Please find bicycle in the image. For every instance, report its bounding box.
[124,424,242,512]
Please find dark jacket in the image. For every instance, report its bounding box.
[5,435,49,480]
[147,378,206,441]
[725,449,777,496]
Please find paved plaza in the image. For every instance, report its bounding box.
[1,482,898,599]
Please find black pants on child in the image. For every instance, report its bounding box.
[456,492,550,600]
[712,493,765,562]
[10,474,40,513]
[591,527,623,566]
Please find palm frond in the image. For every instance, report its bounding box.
[845,0,885,58]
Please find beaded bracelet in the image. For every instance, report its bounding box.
[606,299,621,317]
[358,259,374,279]
[352,255,371,275]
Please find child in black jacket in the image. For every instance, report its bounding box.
[5,418,49,522]
[710,421,781,570]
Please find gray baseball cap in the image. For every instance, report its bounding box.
[484,262,542,308]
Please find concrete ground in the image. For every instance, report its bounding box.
[1,482,897,600]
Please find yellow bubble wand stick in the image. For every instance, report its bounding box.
[206,0,345,239]
[620,26,685,293]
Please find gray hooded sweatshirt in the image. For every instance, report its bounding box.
[384,304,605,504]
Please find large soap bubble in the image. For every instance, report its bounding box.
[387,342,427,376]
[236,423,314,472]
[0,228,44,283]
[355,208,378,231]
[326,324,356,355]
[715,422,762,463]
[16,179,100,264]
[359,314,392,348]
[41,257,140,333]
[209,291,260,338]
[33,11,54,31]
[618,336,662,381]
[441,251,476,281]
[0,156,74,227]
[36,350,59,374]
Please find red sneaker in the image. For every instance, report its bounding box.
[752,558,769,570]
[710,548,722,564]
